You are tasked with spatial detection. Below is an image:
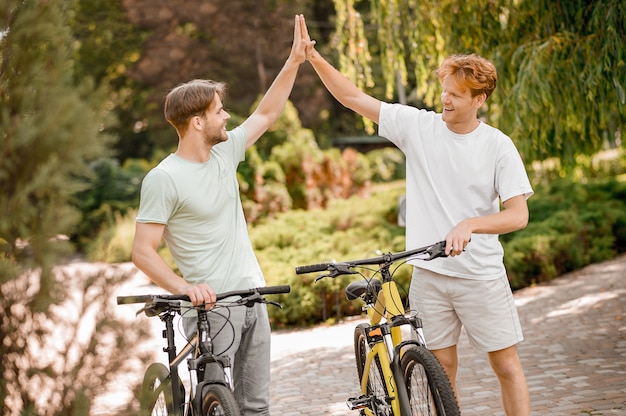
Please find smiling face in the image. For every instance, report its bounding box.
[199,94,231,146]
[440,75,486,134]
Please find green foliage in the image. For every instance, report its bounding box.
[503,176,626,289]
[264,174,626,326]
[88,154,626,327]
[252,182,407,326]
[85,209,137,263]
[238,100,375,221]
[73,158,147,250]
[0,0,113,302]
[332,0,626,166]
[0,1,146,413]
[366,147,406,182]
[72,0,154,162]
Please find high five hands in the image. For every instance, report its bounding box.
[292,14,316,62]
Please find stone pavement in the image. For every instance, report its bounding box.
[268,254,626,415]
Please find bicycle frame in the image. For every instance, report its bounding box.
[118,285,291,416]
[296,242,460,415]
[358,268,415,416]
[155,306,225,416]
[159,309,187,414]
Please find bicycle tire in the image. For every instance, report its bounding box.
[202,383,242,416]
[354,323,391,414]
[401,346,460,416]
[140,363,174,416]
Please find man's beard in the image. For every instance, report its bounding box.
[203,129,227,146]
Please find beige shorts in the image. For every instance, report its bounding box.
[409,267,524,353]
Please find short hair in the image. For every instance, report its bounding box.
[164,79,226,132]
[435,54,497,99]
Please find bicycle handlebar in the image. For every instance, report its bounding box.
[116,284,291,305]
[294,241,447,275]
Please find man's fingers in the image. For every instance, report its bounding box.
[300,14,310,40]
[293,14,300,40]
[184,284,216,307]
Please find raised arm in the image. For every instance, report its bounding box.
[300,15,381,124]
[241,14,307,149]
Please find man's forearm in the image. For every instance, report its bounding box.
[308,51,361,107]
[254,58,300,121]
[307,49,381,123]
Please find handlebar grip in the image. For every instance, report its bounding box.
[117,294,153,304]
[295,262,332,274]
[116,294,190,304]
[257,285,291,295]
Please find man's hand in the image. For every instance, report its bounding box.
[445,220,473,256]
[287,15,309,65]
[298,14,317,59]
[181,283,217,308]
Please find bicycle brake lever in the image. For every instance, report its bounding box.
[329,263,357,277]
[241,292,264,307]
[314,273,330,282]
[426,241,448,260]
[266,300,283,309]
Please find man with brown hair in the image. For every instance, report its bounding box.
[299,16,533,416]
[132,15,308,415]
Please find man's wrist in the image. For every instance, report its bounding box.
[284,56,302,69]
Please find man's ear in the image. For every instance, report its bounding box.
[475,92,487,107]
[191,115,203,130]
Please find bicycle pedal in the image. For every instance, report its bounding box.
[346,395,370,410]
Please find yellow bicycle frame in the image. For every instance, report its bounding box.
[360,279,407,415]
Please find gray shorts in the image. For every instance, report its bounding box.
[409,267,524,353]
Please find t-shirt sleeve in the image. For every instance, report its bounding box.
[213,126,247,168]
[379,102,429,151]
[496,145,534,202]
[378,102,405,150]
[136,168,178,224]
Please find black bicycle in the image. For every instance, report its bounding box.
[117,285,291,416]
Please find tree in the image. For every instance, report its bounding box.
[331,0,626,166]
[72,0,153,161]
[0,0,112,303]
[119,0,318,156]
[0,1,144,414]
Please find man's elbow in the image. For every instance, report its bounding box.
[131,244,145,269]
[514,212,529,231]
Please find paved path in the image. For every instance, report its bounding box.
[269,255,626,415]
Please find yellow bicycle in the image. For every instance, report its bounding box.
[296,241,459,416]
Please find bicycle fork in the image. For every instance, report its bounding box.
[348,324,412,416]
[188,311,236,415]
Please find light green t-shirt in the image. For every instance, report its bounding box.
[136,126,265,293]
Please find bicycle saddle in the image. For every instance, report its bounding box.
[346,279,382,301]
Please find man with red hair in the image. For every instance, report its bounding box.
[300,16,532,416]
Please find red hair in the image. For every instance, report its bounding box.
[435,54,497,99]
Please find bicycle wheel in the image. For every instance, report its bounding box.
[202,384,241,416]
[354,323,390,414]
[354,323,369,381]
[140,363,174,416]
[401,346,460,416]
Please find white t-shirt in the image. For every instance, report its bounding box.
[136,126,265,292]
[379,102,534,280]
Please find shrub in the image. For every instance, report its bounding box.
[503,176,626,289]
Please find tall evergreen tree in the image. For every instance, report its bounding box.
[0,2,143,414]
[0,0,111,298]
